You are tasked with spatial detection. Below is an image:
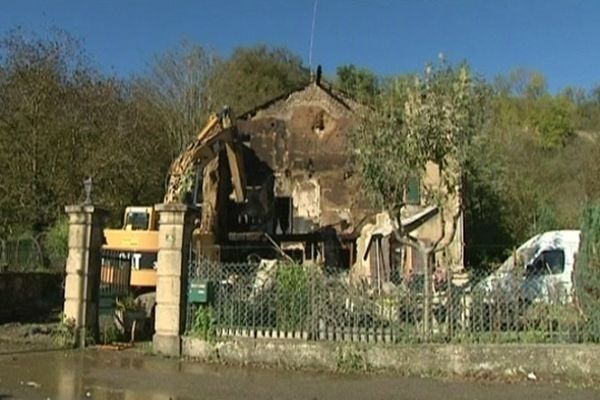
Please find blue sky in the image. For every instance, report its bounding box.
[1,0,599,92]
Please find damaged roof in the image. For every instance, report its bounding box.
[237,71,364,121]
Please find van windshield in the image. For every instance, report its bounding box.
[497,245,537,274]
[529,249,565,275]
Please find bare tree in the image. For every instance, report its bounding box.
[138,41,217,156]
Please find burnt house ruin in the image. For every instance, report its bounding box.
[194,74,465,283]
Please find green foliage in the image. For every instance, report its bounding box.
[275,263,311,331]
[575,203,600,339]
[0,28,171,233]
[464,70,594,267]
[527,203,561,237]
[208,45,309,114]
[523,303,583,334]
[336,347,371,373]
[494,68,548,98]
[350,59,487,236]
[4,25,600,277]
[100,322,122,345]
[116,295,143,312]
[336,64,380,103]
[529,97,575,149]
[43,215,69,270]
[52,313,77,348]
[491,69,575,149]
[191,304,216,341]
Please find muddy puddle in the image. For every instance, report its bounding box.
[0,349,598,399]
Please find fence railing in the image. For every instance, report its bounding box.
[0,237,46,272]
[185,259,592,344]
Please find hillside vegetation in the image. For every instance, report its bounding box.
[2,29,600,269]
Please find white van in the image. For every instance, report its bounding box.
[475,230,580,304]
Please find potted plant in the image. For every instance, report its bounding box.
[114,295,146,340]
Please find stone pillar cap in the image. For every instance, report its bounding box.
[155,203,199,212]
[65,204,109,214]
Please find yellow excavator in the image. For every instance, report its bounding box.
[102,107,247,290]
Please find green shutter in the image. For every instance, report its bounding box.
[406,176,421,205]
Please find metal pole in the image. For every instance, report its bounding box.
[423,249,431,338]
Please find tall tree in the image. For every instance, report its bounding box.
[0,29,91,232]
[336,64,380,103]
[0,29,172,235]
[138,41,216,156]
[208,45,309,115]
[350,60,487,332]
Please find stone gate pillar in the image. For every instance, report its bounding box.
[63,205,108,347]
[153,203,197,356]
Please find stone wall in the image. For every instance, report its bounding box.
[0,272,64,322]
[183,337,600,383]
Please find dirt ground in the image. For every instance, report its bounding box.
[0,321,63,354]
[0,348,598,400]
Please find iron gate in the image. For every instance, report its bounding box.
[99,249,132,316]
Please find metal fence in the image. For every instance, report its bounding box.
[185,258,593,344]
[0,237,45,272]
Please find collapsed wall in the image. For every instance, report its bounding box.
[199,80,464,276]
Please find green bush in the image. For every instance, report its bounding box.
[274,263,311,332]
[44,216,69,270]
[522,303,584,342]
[100,323,123,345]
[52,313,77,348]
[116,295,144,312]
[576,203,600,341]
[191,305,216,341]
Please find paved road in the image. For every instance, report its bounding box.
[0,349,598,400]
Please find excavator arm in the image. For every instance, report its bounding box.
[163,107,247,204]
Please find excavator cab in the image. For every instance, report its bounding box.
[123,206,157,231]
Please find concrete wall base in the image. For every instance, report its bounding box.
[182,337,600,383]
[153,333,181,357]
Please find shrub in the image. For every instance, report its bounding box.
[522,303,584,341]
[274,262,311,332]
[576,203,600,341]
[44,216,69,270]
[116,295,144,312]
[52,313,77,348]
[100,323,123,344]
[191,305,216,341]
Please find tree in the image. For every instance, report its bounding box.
[207,45,309,115]
[464,77,594,269]
[528,96,575,148]
[494,68,547,99]
[0,28,91,232]
[138,43,309,157]
[138,41,216,156]
[350,60,487,333]
[336,64,380,103]
[0,28,172,237]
